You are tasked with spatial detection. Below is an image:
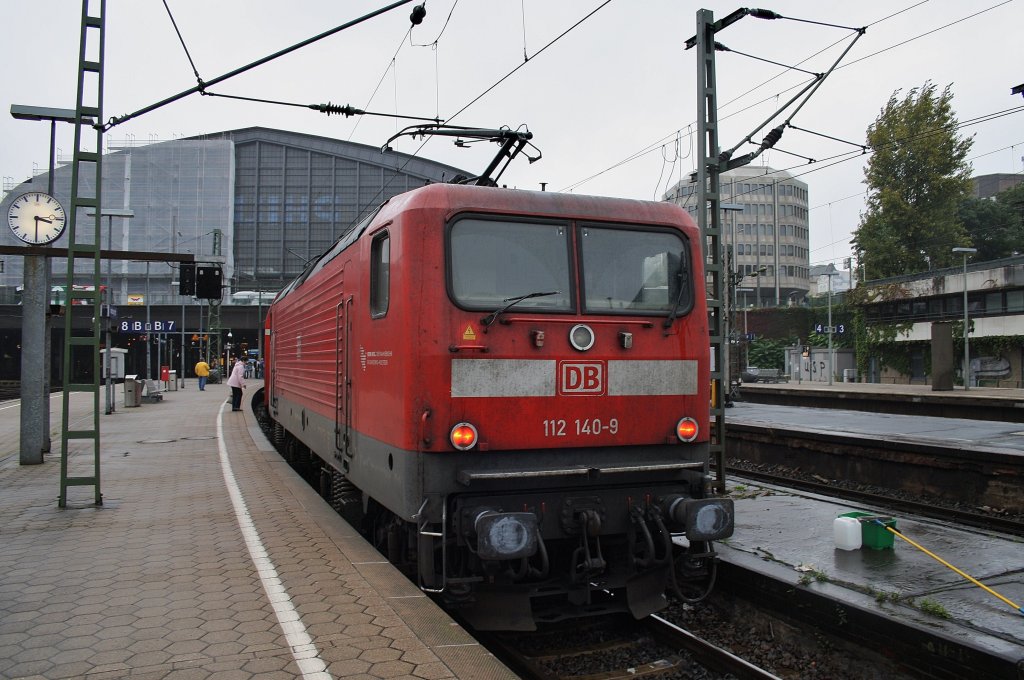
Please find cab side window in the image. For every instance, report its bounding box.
[370,231,390,318]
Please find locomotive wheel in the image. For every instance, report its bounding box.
[283,436,298,464]
[319,467,332,500]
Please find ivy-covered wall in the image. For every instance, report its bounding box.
[739,300,1023,386]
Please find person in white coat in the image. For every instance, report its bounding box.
[227,356,246,411]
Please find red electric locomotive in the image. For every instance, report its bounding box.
[257,182,733,630]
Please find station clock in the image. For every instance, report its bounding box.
[7,192,66,245]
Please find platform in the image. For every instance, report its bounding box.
[728,399,1024,454]
[718,472,1024,677]
[0,383,515,680]
[738,379,1024,421]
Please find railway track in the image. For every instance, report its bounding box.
[482,614,781,680]
[726,463,1024,537]
[724,418,1023,520]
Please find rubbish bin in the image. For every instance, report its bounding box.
[843,368,857,383]
[124,375,142,407]
[167,370,178,391]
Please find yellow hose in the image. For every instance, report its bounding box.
[879,522,1023,616]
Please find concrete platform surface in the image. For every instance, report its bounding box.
[721,481,1024,663]
[0,383,515,680]
[727,400,1024,453]
[739,380,1024,402]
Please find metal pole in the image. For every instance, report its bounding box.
[257,282,264,360]
[42,119,56,454]
[743,300,748,367]
[827,273,834,386]
[199,299,205,363]
[105,215,113,414]
[755,212,761,308]
[181,299,186,388]
[963,254,970,390]
[145,262,151,379]
[773,179,780,306]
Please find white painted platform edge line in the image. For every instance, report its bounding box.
[217,402,333,680]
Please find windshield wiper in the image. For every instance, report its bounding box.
[663,256,690,329]
[481,291,561,330]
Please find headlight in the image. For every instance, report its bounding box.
[569,324,595,351]
[684,499,734,541]
[474,511,538,560]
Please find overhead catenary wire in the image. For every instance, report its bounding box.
[148,0,1017,262]
[841,0,1013,70]
[674,105,1024,216]
[562,0,1014,195]
[349,0,613,216]
[349,26,413,140]
[162,0,204,86]
[412,0,461,46]
[713,42,821,79]
[105,0,418,131]
[198,90,442,123]
[444,0,612,124]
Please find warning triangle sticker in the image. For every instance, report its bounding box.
[463,324,477,341]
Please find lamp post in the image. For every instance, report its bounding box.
[225,330,233,375]
[825,268,839,386]
[952,247,977,389]
[145,262,152,379]
[88,209,133,414]
[11,105,92,464]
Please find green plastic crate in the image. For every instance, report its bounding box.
[838,511,896,550]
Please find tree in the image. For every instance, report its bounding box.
[957,196,1022,261]
[853,82,973,278]
[998,180,1024,214]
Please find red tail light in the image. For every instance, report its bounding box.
[676,417,698,442]
[450,422,479,450]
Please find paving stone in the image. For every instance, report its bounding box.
[370,659,417,678]
[0,389,510,680]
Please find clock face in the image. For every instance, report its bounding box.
[7,192,67,245]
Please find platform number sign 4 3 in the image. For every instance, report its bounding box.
[815,323,845,334]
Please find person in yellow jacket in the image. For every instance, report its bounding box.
[195,359,210,391]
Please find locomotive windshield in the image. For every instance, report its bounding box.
[449,218,574,311]
[449,217,691,317]
[579,225,688,314]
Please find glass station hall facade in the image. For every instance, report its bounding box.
[0,127,469,380]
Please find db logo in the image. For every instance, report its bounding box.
[559,361,605,395]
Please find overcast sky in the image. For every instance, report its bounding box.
[3,0,1021,270]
